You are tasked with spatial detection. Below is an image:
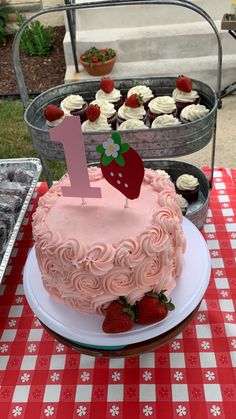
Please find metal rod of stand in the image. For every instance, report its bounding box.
[64,0,79,73]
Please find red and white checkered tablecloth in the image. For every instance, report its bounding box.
[0,167,236,419]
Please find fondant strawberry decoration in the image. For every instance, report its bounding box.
[100,77,114,93]
[86,104,101,122]
[44,104,64,121]
[136,290,175,325]
[125,93,143,108]
[176,75,192,93]
[96,133,144,199]
[102,297,135,333]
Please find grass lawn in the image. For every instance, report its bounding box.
[0,99,67,180]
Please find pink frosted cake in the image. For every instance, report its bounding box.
[32,167,186,315]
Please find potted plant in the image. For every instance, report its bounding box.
[79,46,116,76]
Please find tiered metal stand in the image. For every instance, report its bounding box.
[15,0,220,355]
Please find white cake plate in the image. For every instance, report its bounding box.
[23,218,211,348]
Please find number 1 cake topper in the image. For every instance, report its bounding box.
[96,133,144,203]
[48,114,102,200]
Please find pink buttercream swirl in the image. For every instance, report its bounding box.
[139,226,168,256]
[85,243,115,276]
[103,266,134,296]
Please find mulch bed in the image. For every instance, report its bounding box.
[0,26,66,96]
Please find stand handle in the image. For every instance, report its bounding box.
[13,0,222,109]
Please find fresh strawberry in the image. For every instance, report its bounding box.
[102,297,135,333]
[176,75,192,93]
[86,104,101,122]
[136,290,175,325]
[44,104,64,121]
[125,93,143,108]
[100,77,114,93]
[96,133,144,200]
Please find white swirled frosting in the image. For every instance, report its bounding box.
[152,114,181,128]
[90,99,115,119]
[81,116,112,132]
[176,174,199,191]
[127,85,154,103]
[46,109,71,127]
[96,88,121,103]
[118,104,146,120]
[148,96,176,114]
[61,95,86,111]
[119,119,148,130]
[180,104,209,122]
[178,195,189,213]
[172,88,199,103]
[32,168,186,314]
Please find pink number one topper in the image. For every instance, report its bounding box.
[49,116,101,198]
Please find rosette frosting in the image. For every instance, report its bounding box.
[176,174,199,191]
[127,85,154,103]
[152,114,181,128]
[90,99,115,119]
[172,88,199,103]
[180,104,209,122]
[119,119,148,130]
[61,94,86,111]
[95,88,121,104]
[32,168,186,314]
[118,104,146,121]
[81,116,112,132]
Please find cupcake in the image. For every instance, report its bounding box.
[60,94,88,122]
[178,194,189,215]
[180,104,209,123]
[81,104,112,132]
[151,114,181,128]
[127,85,154,110]
[90,99,117,130]
[175,174,200,203]
[95,78,123,111]
[147,96,177,125]
[44,104,69,127]
[117,94,146,125]
[172,75,200,117]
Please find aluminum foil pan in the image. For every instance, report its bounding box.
[0,158,42,284]
[88,158,210,230]
[24,76,217,162]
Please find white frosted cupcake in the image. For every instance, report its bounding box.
[90,99,117,130]
[117,95,146,124]
[96,78,123,111]
[172,87,199,117]
[178,194,189,215]
[151,114,181,128]
[175,174,200,203]
[127,85,154,110]
[60,94,88,122]
[180,104,209,123]
[148,96,177,124]
[81,104,112,132]
[118,119,148,130]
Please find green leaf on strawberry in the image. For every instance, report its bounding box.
[114,154,125,167]
[101,154,113,166]
[112,132,122,145]
[96,144,105,154]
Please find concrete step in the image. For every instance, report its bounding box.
[75,0,231,30]
[63,21,233,66]
[64,54,236,93]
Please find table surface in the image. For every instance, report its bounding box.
[0,167,236,419]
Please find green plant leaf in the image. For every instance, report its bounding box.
[115,154,125,167]
[96,144,105,154]
[111,132,121,145]
[101,154,113,166]
[120,143,130,153]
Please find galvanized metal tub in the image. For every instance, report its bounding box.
[88,159,210,230]
[24,76,217,162]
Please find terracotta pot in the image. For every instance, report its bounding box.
[79,53,116,76]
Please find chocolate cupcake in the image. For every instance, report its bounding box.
[60,94,88,123]
[117,94,146,125]
[147,96,177,125]
[127,85,154,110]
[172,76,200,117]
[180,104,209,124]
[90,99,117,130]
[95,78,123,111]
[175,174,200,203]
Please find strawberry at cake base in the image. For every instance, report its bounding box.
[32,168,186,314]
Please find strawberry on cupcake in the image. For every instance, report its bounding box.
[81,104,112,132]
[44,104,69,127]
[172,75,200,117]
[127,85,154,110]
[90,99,117,130]
[95,78,123,110]
[117,93,146,125]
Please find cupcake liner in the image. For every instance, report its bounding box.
[175,184,200,203]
